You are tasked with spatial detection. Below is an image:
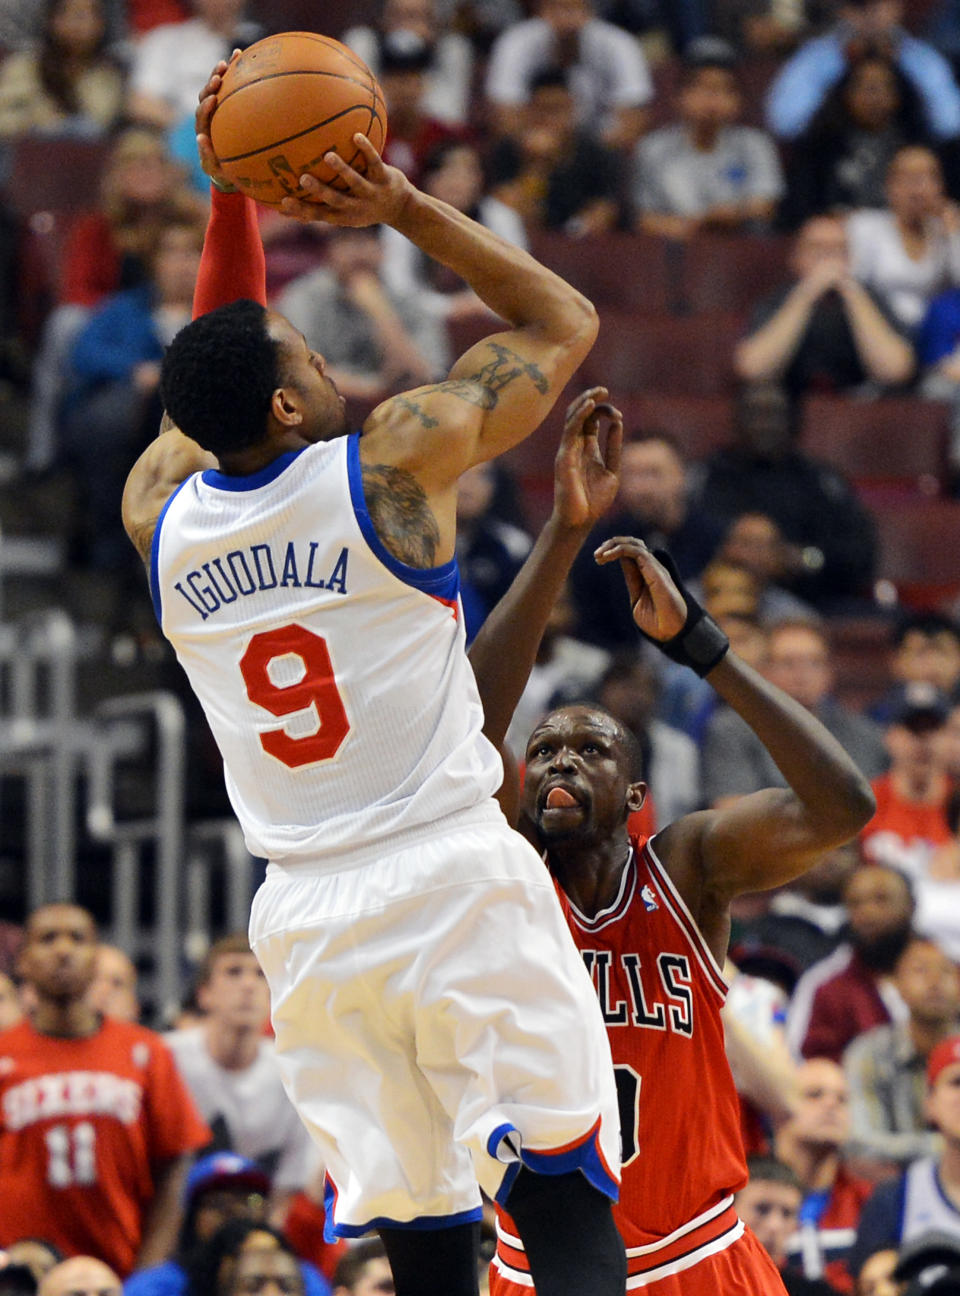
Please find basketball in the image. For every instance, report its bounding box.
[210,32,388,208]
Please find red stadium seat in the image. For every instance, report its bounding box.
[527,231,679,314]
[872,498,960,610]
[828,616,895,713]
[680,233,791,315]
[800,396,949,497]
[614,393,736,461]
[248,0,378,36]
[582,310,742,396]
[4,136,109,219]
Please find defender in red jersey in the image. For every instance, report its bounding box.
[467,458,876,1293]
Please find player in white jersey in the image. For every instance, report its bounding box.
[121,58,627,1296]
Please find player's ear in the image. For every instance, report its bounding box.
[626,782,646,812]
[270,385,304,428]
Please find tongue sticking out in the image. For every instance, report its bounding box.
[546,787,578,809]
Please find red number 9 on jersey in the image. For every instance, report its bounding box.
[239,623,350,768]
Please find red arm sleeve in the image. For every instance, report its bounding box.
[192,186,267,320]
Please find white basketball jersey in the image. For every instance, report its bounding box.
[902,1157,960,1243]
[151,434,503,866]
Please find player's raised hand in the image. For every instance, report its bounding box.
[196,51,242,192]
[279,133,412,227]
[552,387,622,531]
[594,537,686,642]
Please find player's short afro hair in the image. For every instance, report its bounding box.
[160,299,280,457]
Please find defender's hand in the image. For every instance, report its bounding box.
[594,537,686,641]
[552,387,622,531]
[196,51,241,192]
[279,134,412,227]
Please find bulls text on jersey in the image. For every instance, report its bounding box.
[581,949,694,1037]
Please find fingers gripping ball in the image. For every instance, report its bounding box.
[210,32,388,207]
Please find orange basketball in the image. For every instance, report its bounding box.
[210,32,388,208]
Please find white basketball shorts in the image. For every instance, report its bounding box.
[249,806,621,1237]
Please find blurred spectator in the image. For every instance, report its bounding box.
[848,1036,960,1277]
[455,460,532,640]
[868,614,960,728]
[633,37,784,240]
[26,124,206,474]
[735,1156,836,1295]
[484,0,653,151]
[732,844,858,989]
[381,140,526,324]
[845,933,960,1166]
[787,863,914,1064]
[690,381,879,608]
[0,0,126,50]
[855,1248,901,1296]
[925,0,960,74]
[781,53,932,228]
[0,973,23,1031]
[0,1240,62,1291]
[593,651,701,828]
[0,903,210,1276]
[765,0,960,143]
[700,518,819,622]
[569,432,725,650]
[39,1256,121,1296]
[723,967,798,1159]
[62,217,203,572]
[126,0,261,130]
[502,582,609,760]
[185,1221,319,1296]
[86,945,139,1023]
[734,216,915,397]
[125,1152,329,1296]
[276,226,447,406]
[703,619,888,807]
[775,1058,874,1293]
[714,0,809,57]
[343,0,473,125]
[329,1240,393,1296]
[860,683,953,881]
[593,0,709,52]
[221,1245,304,1296]
[487,69,625,234]
[376,31,469,185]
[165,936,314,1225]
[0,0,125,142]
[847,146,960,332]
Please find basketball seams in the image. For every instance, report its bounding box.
[216,68,379,112]
[218,101,380,163]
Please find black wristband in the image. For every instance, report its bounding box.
[641,548,729,678]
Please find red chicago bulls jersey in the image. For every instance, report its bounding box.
[0,1017,210,1276]
[493,835,750,1290]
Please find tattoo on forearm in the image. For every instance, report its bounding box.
[432,342,550,410]
[361,462,440,567]
[394,395,439,429]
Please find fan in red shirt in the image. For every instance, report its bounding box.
[466,404,877,1294]
[0,904,211,1277]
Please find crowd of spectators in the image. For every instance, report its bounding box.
[11,1,960,1295]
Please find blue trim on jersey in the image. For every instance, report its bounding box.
[487,1121,619,1207]
[321,1176,482,1241]
[933,1163,960,1218]
[346,431,460,599]
[149,477,192,625]
[201,446,307,492]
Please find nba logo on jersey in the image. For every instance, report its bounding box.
[640,885,658,912]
